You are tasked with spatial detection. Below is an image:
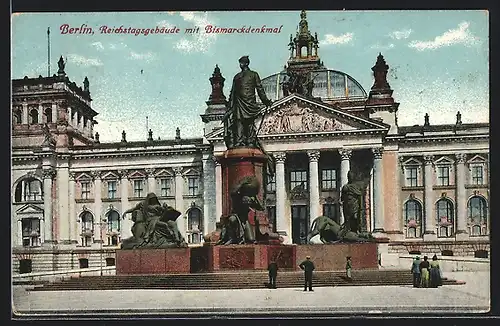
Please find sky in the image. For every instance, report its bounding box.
[11,10,489,142]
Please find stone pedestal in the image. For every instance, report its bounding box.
[295,242,382,271]
[116,248,191,274]
[190,244,296,272]
[205,147,281,244]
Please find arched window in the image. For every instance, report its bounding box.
[467,196,488,236]
[80,211,94,246]
[436,198,454,237]
[14,178,43,202]
[29,108,38,124]
[13,109,22,124]
[187,208,202,244]
[44,108,52,123]
[106,210,120,246]
[404,199,422,238]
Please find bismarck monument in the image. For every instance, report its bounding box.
[196,56,296,272]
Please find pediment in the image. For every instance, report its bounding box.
[206,94,388,140]
[155,169,174,178]
[128,170,147,179]
[402,158,423,166]
[75,172,93,181]
[101,171,120,180]
[16,204,44,215]
[183,168,201,176]
[434,156,454,165]
[467,155,486,164]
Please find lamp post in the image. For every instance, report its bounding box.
[99,217,106,276]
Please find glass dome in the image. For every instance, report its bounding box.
[260,69,367,102]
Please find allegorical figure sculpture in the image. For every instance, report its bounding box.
[217,176,266,245]
[307,215,375,244]
[341,170,368,233]
[223,55,273,149]
[121,193,188,249]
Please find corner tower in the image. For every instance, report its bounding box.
[200,65,227,136]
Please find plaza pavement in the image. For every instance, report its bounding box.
[12,271,490,317]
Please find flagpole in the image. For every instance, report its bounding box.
[47,27,51,77]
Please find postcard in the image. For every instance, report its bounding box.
[11,10,490,318]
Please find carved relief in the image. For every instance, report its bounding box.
[339,149,352,160]
[268,247,295,269]
[259,102,355,135]
[42,168,56,179]
[273,152,287,163]
[423,155,434,165]
[455,153,467,164]
[219,248,255,269]
[307,150,320,162]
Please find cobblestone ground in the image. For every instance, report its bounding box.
[12,271,490,317]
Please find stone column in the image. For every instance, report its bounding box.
[68,173,77,243]
[22,103,28,124]
[93,171,103,243]
[42,168,55,244]
[274,152,289,243]
[213,158,223,223]
[56,163,71,244]
[338,149,352,225]
[173,167,186,236]
[145,168,156,194]
[17,220,23,246]
[203,156,216,234]
[372,148,386,235]
[39,218,45,245]
[423,155,437,240]
[307,150,321,228]
[51,103,57,122]
[455,153,468,239]
[38,104,43,124]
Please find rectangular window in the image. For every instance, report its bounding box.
[160,178,172,197]
[267,206,276,233]
[321,169,337,190]
[405,167,418,187]
[133,180,144,198]
[188,177,199,196]
[290,170,308,191]
[81,182,90,200]
[107,181,117,199]
[472,166,483,185]
[266,175,276,193]
[22,218,40,247]
[437,166,450,186]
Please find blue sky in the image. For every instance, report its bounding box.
[11,10,489,142]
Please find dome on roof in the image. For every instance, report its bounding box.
[260,68,367,102]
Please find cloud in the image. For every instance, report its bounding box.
[157,20,175,30]
[67,54,103,66]
[408,21,478,51]
[388,29,412,40]
[370,43,395,50]
[17,61,48,78]
[129,51,156,62]
[109,42,128,50]
[319,32,354,45]
[174,12,217,53]
[91,41,104,51]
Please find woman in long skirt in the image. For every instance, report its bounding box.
[429,254,442,288]
[345,256,352,282]
[419,256,430,288]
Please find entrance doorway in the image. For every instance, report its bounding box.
[291,205,308,244]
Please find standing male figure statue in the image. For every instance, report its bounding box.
[223,55,273,149]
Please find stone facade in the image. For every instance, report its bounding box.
[11,11,489,274]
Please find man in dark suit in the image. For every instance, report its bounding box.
[223,55,272,149]
[299,256,315,291]
[268,261,278,289]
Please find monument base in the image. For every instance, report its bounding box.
[295,242,380,271]
[190,244,296,272]
[116,248,191,274]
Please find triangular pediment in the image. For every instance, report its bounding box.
[128,170,147,179]
[402,158,423,166]
[467,155,486,164]
[16,203,44,215]
[434,156,454,165]
[207,94,388,140]
[155,169,174,178]
[183,168,201,176]
[102,171,120,180]
[75,172,93,181]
